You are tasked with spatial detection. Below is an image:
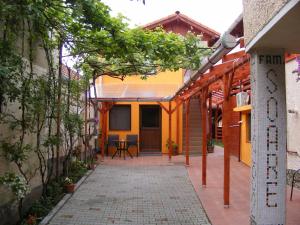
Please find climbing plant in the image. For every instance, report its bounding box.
[0,0,211,222]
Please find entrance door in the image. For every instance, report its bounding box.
[139,105,161,153]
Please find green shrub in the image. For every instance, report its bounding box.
[68,160,88,183]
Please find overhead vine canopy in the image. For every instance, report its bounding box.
[0,1,211,218]
[0,0,211,80]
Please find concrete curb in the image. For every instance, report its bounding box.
[39,169,94,225]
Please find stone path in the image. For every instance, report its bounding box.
[48,165,211,225]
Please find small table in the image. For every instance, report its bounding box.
[112,140,133,159]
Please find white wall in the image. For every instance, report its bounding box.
[286,59,300,155]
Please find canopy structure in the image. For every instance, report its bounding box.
[90,83,180,102]
[87,14,250,208]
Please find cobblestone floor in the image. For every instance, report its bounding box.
[48,165,211,225]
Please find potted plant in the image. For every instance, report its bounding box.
[166,139,178,155]
[26,214,37,225]
[207,139,214,153]
[88,160,97,170]
[64,177,75,193]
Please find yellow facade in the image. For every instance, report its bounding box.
[240,113,251,166]
[234,105,252,166]
[100,69,184,154]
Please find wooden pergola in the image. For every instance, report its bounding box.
[87,38,251,207]
[172,41,251,206]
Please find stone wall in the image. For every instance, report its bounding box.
[243,0,290,44]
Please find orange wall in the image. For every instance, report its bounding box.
[100,69,184,154]
[240,112,251,166]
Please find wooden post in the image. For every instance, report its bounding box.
[214,104,219,140]
[176,100,180,150]
[185,99,190,166]
[208,93,212,142]
[103,109,108,155]
[222,74,231,206]
[168,101,172,160]
[201,89,208,186]
[100,109,105,160]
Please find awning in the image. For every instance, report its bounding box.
[90,83,180,102]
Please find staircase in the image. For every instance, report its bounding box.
[182,98,203,155]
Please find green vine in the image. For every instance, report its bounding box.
[0,0,211,222]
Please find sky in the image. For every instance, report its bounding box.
[101,0,243,33]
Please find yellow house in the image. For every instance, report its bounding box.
[233,104,251,166]
[96,11,220,155]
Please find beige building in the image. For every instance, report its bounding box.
[243,0,300,224]
[286,58,300,156]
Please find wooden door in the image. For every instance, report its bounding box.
[139,105,161,153]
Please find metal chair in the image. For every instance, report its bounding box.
[126,134,139,157]
[290,169,300,200]
[107,134,119,156]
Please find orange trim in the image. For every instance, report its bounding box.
[157,102,169,114]
[285,53,299,63]
[222,51,246,63]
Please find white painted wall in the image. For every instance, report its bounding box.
[286,59,300,156]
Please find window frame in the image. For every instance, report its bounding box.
[109,105,131,131]
[246,112,251,143]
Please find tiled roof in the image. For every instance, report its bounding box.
[61,64,80,80]
[143,11,220,37]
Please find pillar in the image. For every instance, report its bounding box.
[250,49,286,225]
[222,93,230,205]
[201,95,207,186]
[168,101,172,160]
[185,99,190,166]
[208,93,212,142]
[100,110,105,160]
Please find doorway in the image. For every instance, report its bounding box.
[139,105,161,153]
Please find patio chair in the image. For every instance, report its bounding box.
[126,134,139,157]
[107,134,119,156]
[290,168,300,200]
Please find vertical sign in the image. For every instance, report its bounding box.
[250,49,286,225]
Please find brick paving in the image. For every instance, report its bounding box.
[48,165,211,225]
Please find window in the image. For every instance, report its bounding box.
[246,113,251,142]
[141,106,160,128]
[109,105,131,130]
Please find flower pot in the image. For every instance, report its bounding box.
[172,146,178,156]
[26,214,37,225]
[65,183,75,193]
[88,164,96,170]
[207,145,214,153]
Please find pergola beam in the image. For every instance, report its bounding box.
[180,55,250,101]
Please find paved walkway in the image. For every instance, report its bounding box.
[48,165,211,225]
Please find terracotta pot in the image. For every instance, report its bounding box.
[172,147,178,156]
[207,145,214,153]
[89,164,96,170]
[26,214,37,225]
[65,183,75,193]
